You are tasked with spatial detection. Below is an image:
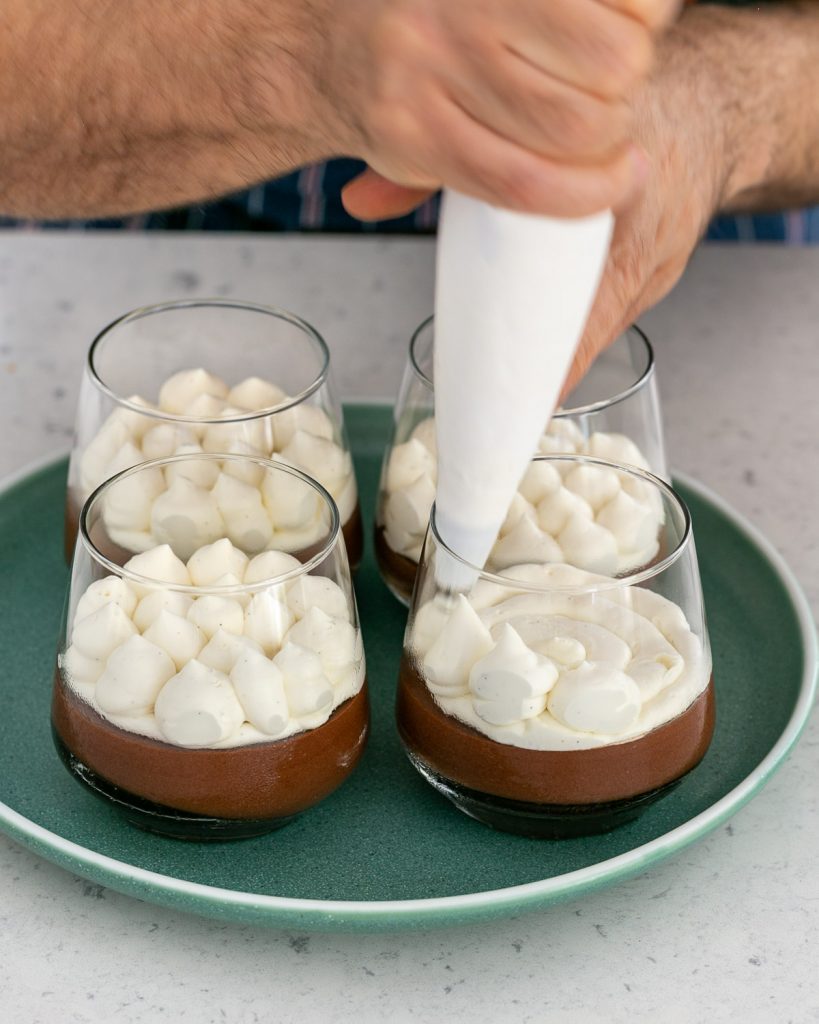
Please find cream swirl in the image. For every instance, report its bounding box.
[409,563,710,751]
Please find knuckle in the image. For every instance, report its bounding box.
[470,155,547,210]
[555,95,629,155]
[593,25,654,96]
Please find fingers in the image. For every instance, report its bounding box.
[387,92,646,217]
[328,0,670,219]
[508,0,656,101]
[452,45,633,164]
[341,168,436,220]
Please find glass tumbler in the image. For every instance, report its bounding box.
[54,453,368,840]
[375,316,667,603]
[396,454,713,839]
[66,299,362,569]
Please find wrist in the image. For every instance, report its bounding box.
[655,6,756,213]
[669,3,819,213]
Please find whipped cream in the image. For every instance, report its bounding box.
[382,416,661,574]
[60,540,365,749]
[76,368,358,552]
[408,563,710,750]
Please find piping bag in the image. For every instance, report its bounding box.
[432,190,613,591]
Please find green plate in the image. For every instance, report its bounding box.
[0,404,815,932]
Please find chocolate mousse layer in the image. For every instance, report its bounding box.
[53,671,369,822]
[374,526,418,604]
[64,491,364,571]
[397,655,715,808]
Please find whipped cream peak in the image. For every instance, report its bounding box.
[230,647,290,737]
[547,662,642,735]
[95,635,176,718]
[186,594,245,640]
[285,606,358,685]
[468,624,558,727]
[187,537,249,587]
[158,368,230,415]
[421,594,493,697]
[273,641,334,727]
[74,575,138,624]
[244,549,302,585]
[72,602,138,660]
[154,659,245,747]
[198,629,263,675]
[228,376,287,412]
[124,544,191,591]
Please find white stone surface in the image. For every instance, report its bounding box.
[1,235,819,1022]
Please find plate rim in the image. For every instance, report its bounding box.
[0,453,816,929]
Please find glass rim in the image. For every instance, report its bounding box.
[78,452,342,595]
[409,316,655,418]
[428,453,692,595]
[86,298,331,425]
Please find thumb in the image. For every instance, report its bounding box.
[341,167,437,221]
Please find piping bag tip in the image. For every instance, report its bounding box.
[432,513,498,594]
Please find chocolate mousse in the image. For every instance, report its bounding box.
[397,655,714,838]
[55,534,368,839]
[398,560,714,838]
[53,670,369,838]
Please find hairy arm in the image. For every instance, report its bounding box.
[0,0,336,218]
[694,0,819,212]
[0,0,674,220]
[569,0,819,390]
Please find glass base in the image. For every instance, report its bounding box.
[406,750,683,839]
[53,730,296,841]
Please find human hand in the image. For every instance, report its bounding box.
[326,0,680,220]
[561,19,728,396]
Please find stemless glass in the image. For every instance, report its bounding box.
[397,454,713,839]
[66,299,362,569]
[54,453,368,840]
[375,316,666,603]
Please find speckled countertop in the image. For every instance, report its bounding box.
[1,235,817,1023]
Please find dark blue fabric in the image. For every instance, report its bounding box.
[0,160,439,234]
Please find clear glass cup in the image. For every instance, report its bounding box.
[375,316,666,603]
[396,454,713,839]
[54,453,368,840]
[66,299,363,570]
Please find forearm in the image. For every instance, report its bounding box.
[0,0,338,218]
[673,2,819,213]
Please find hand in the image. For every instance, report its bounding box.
[562,20,728,395]
[324,0,679,220]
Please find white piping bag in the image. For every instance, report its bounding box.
[433,190,613,591]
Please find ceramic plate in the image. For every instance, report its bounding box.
[0,405,815,931]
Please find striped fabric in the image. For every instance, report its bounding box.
[2,156,816,242]
[0,159,442,235]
